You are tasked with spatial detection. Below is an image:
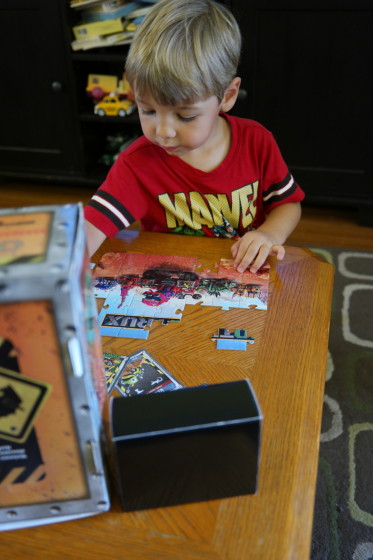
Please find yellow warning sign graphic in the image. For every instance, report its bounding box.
[0,367,51,443]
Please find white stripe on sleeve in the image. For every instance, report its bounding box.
[92,195,130,227]
[263,176,294,202]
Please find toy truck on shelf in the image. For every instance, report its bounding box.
[86,73,133,101]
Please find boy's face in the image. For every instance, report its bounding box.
[135,92,225,161]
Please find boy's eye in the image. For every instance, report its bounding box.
[139,108,196,121]
[178,115,196,122]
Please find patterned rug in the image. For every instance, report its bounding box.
[309,248,373,560]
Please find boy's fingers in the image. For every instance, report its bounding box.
[249,246,269,273]
[235,243,260,272]
[237,244,267,274]
[231,242,239,258]
[270,245,285,261]
[232,239,284,273]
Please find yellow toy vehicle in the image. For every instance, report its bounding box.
[94,94,136,117]
[86,73,133,101]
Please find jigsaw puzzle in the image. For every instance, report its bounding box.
[93,253,270,339]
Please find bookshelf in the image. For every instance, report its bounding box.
[0,0,144,187]
[0,0,371,224]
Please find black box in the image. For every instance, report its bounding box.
[110,379,262,511]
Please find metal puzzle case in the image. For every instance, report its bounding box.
[0,204,109,530]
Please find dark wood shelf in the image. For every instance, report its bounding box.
[71,49,129,63]
[79,112,139,124]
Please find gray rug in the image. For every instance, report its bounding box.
[309,248,373,560]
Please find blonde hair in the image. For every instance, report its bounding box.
[125,0,241,104]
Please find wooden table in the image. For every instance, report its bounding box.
[1,232,334,560]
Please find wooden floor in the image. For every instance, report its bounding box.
[0,179,372,251]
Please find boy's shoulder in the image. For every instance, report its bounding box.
[119,135,154,160]
[225,114,277,154]
[225,113,272,136]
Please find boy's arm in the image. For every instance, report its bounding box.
[85,220,107,258]
[231,202,302,273]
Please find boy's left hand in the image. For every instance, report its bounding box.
[231,230,285,273]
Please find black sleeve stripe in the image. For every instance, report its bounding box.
[92,190,135,223]
[263,182,298,206]
[89,199,129,230]
[262,172,293,198]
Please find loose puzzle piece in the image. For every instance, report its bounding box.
[93,253,270,339]
[211,328,255,351]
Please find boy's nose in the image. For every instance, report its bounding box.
[155,118,176,139]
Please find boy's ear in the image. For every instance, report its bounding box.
[220,77,241,112]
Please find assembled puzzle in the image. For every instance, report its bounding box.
[93,252,270,339]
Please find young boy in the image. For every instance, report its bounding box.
[85,0,304,273]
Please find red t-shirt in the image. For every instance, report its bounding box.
[85,114,305,238]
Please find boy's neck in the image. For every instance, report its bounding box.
[179,115,231,172]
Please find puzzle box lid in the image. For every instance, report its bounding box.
[111,379,262,441]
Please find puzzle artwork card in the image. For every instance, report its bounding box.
[103,352,127,393]
[113,350,183,398]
